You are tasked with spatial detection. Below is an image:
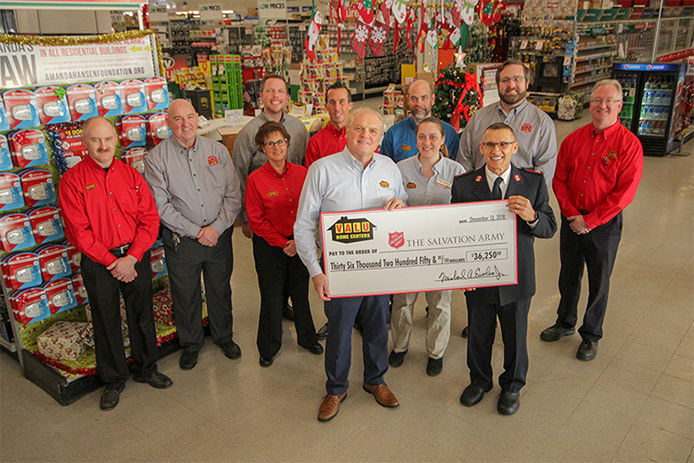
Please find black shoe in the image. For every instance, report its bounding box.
[179,350,198,370]
[133,371,173,389]
[459,384,490,407]
[221,340,241,359]
[282,304,295,321]
[316,323,328,340]
[426,357,443,376]
[100,383,125,411]
[388,350,407,367]
[303,342,323,355]
[540,324,575,342]
[259,356,273,367]
[497,390,520,415]
[461,326,469,338]
[576,340,598,361]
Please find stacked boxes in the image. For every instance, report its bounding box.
[211,55,244,117]
[298,47,347,115]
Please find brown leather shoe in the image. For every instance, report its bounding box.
[362,383,399,408]
[317,392,346,422]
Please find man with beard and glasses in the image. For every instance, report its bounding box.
[456,59,558,339]
[456,59,557,185]
[380,79,459,163]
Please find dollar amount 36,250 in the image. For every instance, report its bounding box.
[466,249,508,261]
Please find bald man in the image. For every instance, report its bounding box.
[380,79,460,163]
[145,99,243,371]
[60,116,172,411]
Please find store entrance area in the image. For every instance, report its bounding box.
[2,112,692,463]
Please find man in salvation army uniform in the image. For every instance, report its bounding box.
[452,122,556,416]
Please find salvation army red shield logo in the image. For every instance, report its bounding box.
[521,123,532,133]
[388,232,404,249]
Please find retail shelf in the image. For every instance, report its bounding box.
[570,74,611,88]
[576,51,616,62]
[575,64,613,75]
[0,337,16,352]
[577,42,617,52]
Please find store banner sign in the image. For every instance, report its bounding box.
[199,4,223,21]
[0,34,158,89]
[149,6,169,22]
[258,0,287,20]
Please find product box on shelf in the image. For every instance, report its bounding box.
[18,168,56,208]
[71,271,88,305]
[0,135,11,171]
[146,112,170,147]
[36,320,87,361]
[150,247,167,279]
[144,77,170,111]
[1,251,41,291]
[66,84,98,121]
[35,87,71,125]
[2,89,41,130]
[117,115,147,149]
[63,242,81,274]
[8,129,50,169]
[28,206,64,245]
[9,286,50,325]
[94,81,124,117]
[35,243,71,282]
[43,278,77,314]
[120,80,148,114]
[0,213,36,252]
[0,104,9,132]
[0,173,25,211]
[121,147,147,174]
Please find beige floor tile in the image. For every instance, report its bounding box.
[612,340,674,373]
[565,400,636,447]
[580,377,649,418]
[665,354,694,382]
[599,358,663,394]
[651,373,694,409]
[618,420,694,463]
[637,396,694,440]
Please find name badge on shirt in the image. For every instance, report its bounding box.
[435,178,452,189]
[406,182,417,189]
[207,155,219,166]
[401,144,411,151]
[379,180,390,188]
[85,183,96,191]
[267,190,279,197]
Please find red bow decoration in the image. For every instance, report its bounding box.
[450,71,482,131]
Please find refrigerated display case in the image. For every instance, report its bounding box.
[612,62,687,156]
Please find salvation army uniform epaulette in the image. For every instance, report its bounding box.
[521,167,544,176]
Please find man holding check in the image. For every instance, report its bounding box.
[452,122,556,415]
[295,107,407,422]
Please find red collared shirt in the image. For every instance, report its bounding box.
[59,156,160,266]
[553,121,643,230]
[305,123,347,168]
[244,161,307,247]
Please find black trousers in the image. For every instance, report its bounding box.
[252,235,317,359]
[162,226,234,351]
[80,250,158,386]
[466,296,531,393]
[556,213,622,342]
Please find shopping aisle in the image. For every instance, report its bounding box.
[1,113,692,463]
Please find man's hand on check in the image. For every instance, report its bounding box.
[385,197,406,210]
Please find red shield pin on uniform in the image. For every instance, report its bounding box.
[475,175,483,182]
[207,156,219,166]
[514,174,521,182]
[388,232,404,249]
[521,123,532,133]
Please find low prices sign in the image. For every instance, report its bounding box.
[0,34,158,89]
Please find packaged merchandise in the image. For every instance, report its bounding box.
[35,243,71,282]
[144,77,170,111]
[0,213,36,252]
[18,169,56,208]
[0,173,25,211]
[0,134,13,171]
[46,122,89,173]
[35,86,71,125]
[120,79,148,114]
[10,287,50,325]
[152,286,175,326]
[43,278,77,314]
[0,103,9,132]
[71,271,88,305]
[8,129,50,168]
[150,246,167,279]
[117,115,146,149]
[36,321,87,360]
[121,147,147,173]
[63,241,81,274]
[28,206,64,245]
[2,251,42,291]
[146,112,170,147]
[66,84,98,121]
[2,89,41,130]
[94,81,124,117]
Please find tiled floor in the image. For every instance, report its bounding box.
[1,108,693,462]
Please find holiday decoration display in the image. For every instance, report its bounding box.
[433,63,482,132]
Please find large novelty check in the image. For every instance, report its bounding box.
[320,201,518,298]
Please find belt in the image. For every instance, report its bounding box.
[109,244,131,255]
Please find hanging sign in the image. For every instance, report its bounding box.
[199,4,223,21]
[258,0,287,20]
[0,31,161,89]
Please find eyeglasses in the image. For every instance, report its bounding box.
[499,76,525,84]
[590,98,621,105]
[263,139,287,147]
[481,141,516,149]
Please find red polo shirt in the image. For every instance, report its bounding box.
[244,161,307,247]
[59,155,160,266]
[305,122,347,168]
[553,121,643,230]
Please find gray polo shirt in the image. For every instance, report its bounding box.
[144,135,242,239]
[456,100,557,184]
[397,155,464,206]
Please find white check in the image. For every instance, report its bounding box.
[320,201,518,298]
